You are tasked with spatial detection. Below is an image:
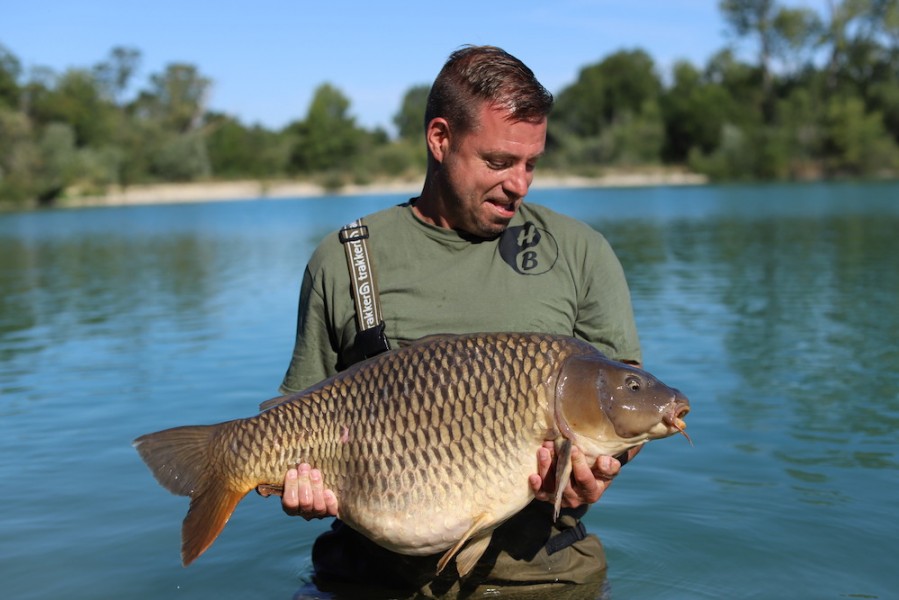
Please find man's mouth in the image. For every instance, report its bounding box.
[488,200,517,218]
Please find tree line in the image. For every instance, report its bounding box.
[1,0,898,207]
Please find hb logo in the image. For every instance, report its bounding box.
[499,221,558,275]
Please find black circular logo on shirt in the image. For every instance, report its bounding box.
[499,222,558,275]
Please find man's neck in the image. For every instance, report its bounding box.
[411,175,450,229]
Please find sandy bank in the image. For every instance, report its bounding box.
[57,170,707,209]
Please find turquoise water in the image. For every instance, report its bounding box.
[1,182,897,599]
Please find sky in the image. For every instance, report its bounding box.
[1,0,830,134]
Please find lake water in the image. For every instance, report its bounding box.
[1,182,897,599]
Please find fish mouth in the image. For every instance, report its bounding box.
[663,400,692,446]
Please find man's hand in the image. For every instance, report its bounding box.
[280,463,339,519]
[528,442,642,509]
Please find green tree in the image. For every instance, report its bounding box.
[816,0,899,142]
[819,0,885,91]
[770,6,825,77]
[28,68,114,147]
[34,122,80,202]
[868,77,899,143]
[0,44,22,109]
[554,49,661,138]
[705,49,766,130]
[134,63,211,133]
[661,61,735,162]
[0,107,38,204]
[93,46,141,105]
[149,131,211,181]
[288,83,362,173]
[719,0,820,116]
[688,124,757,180]
[393,84,429,141]
[720,0,778,103]
[774,87,826,178]
[115,118,161,186]
[205,113,290,178]
[884,0,899,49]
[822,94,899,175]
[603,99,666,165]
[551,49,663,169]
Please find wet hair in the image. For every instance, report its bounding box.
[424,45,553,135]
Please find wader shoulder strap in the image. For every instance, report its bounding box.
[338,219,390,359]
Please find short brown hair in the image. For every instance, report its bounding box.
[424,45,553,134]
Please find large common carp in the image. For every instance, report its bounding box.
[134,332,690,575]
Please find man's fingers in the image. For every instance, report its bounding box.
[531,444,554,499]
[278,463,339,519]
[537,444,552,478]
[323,489,339,517]
[566,446,600,505]
[281,467,300,515]
[593,454,621,481]
[297,463,314,506]
[308,467,326,513]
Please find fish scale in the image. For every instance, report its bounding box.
[134,331,690,575]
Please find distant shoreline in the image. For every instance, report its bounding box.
[55,170,708,209]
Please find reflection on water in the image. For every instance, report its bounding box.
[0,183,897,599]
[623,211,899,471]
[721,213,898,478]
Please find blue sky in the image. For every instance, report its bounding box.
[2,1,829,133]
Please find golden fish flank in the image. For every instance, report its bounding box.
[134,332,690,576]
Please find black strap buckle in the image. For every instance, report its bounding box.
[545,519,587,555]
[339,224,369,243]
[355,321,390,359]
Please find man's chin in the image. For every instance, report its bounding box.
[481,223,512,239]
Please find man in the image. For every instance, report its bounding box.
[276,45,642,596]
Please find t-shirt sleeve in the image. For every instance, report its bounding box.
[278,265,338,394]
[575,232,642,364]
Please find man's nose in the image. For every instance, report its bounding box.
[503,165,531,198]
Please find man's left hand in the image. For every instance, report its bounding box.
[529,442,642,508]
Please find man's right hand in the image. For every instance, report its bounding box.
[281,463,339,519]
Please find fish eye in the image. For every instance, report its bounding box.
[625,376,641,391]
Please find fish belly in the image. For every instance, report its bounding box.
[336,443,539,555]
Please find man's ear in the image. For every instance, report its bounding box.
[425,117,451,163]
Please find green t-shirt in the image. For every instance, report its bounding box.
[280,201,641,394]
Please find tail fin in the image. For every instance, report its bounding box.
[134,425,248,566]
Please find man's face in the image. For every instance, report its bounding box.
[433,103,547,238]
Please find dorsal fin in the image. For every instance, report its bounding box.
[259,394,289,411]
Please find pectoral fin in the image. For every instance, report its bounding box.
[436,513,493,576]
[553,438,573,521]
[255,483,284,497]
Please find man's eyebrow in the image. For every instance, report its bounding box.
[483,150,545,161]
